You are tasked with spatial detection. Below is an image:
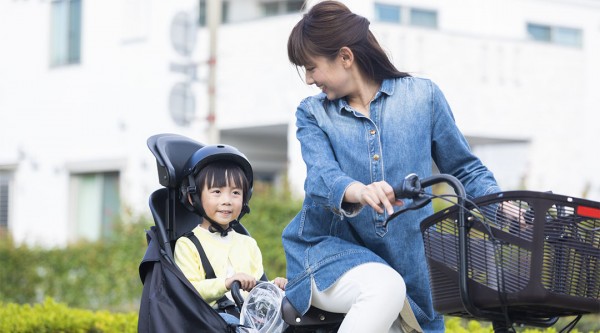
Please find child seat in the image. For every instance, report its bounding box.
[139,133,243,333]
[139,133,345,333]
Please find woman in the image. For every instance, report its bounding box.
[282,1,500,332]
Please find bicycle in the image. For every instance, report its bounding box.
[236,173,599,333]
[139,133,599,333]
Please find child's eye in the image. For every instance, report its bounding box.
[232,190,242,196]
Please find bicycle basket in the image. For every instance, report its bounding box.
[420,190,600,321]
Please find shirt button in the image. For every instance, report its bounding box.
[373,154,380,161]
[370,130,376,135]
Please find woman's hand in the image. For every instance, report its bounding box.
[345,181,403,215]
[272,277,288,291]
[225,273,257,292]
[499,201,533,231]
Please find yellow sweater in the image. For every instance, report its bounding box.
[174,225,264,306]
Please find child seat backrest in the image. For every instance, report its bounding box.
[148,133,204,188]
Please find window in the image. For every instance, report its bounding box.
[0,170,14,234]
[410,8,437,28]
[263,2,279,16]
[527,23,582,48]
[50,0,82,66]
[375,3,439,29]
[527,24,551,42]
[285,0,304,13]
[261,1,304,17]
[70,171,120,241]
[198,0,230,26]
[554,26,582,47]
[374,3,401,23]
[198,0,206,26]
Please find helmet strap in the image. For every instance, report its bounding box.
[204,215,236,237]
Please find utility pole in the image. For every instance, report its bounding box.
[207,0,221,144]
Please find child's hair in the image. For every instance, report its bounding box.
[193,161,250,205]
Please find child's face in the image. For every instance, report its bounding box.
[200,181,244,228]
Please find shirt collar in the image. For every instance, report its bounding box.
[337,78,395,113]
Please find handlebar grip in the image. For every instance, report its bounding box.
[230,280,244,309]
[394,173,422,199]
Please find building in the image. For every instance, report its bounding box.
[1,0,599,246]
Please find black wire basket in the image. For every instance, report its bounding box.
[420,191,600,321]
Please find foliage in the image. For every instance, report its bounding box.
[0,298,137,333]
[0,299,596,333]
[443,317,600,333]
[243,181,302,279]
[0,212,151,312]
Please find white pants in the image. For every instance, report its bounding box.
[310,262,406,333]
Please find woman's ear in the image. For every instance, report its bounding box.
[339,47,354,67]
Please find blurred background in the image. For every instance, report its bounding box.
[1,0,599,247]
[0,0,598,330]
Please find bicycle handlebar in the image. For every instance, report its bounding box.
[230,280,244,309]
[385,173,467,226]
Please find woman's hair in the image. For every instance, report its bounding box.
[194,161,250,204]
[287,0,410,81]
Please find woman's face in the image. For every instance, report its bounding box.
[304,55,352,100]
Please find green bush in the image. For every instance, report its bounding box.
[444,316,600,333]
[0,300,595,333]
[243,182,302,279]
[0,298,137,333]
[0,213,150,312]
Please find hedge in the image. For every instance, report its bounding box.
[0,213,148,312]
[0,298,137,333]
[0,300,596,333]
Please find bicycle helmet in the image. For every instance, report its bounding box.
[180,144,254,235]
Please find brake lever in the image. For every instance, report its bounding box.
[384,195,431,227]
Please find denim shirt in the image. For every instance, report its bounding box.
[282,77,500,331]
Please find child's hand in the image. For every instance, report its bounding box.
[225,273,257,291]
[273,277,288,291]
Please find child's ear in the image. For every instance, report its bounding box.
[187,193,193,205]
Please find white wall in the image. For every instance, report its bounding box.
[1,0,599,246]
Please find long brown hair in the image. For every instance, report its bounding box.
[288,0,410,81]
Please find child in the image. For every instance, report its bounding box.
[174,144,287,325]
